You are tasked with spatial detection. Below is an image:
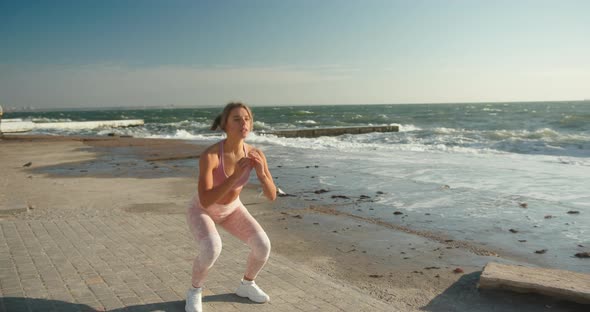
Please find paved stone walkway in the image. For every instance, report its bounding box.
[0,214,392,312]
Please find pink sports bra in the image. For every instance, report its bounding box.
[212,140,251,188]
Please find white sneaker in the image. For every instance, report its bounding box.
[185,286,202,312]
[236,280,270,303]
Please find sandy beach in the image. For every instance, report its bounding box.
[0,135,586,311]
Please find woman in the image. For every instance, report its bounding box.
[185,102,276,312]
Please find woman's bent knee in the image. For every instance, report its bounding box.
[198,234,222,265]
[248,231,271,260]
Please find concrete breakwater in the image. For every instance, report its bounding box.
[261,125,399,138]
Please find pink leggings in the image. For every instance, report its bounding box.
[186,194,271,288]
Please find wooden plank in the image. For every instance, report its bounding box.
[478,262,590,304]
[263,125,399,138]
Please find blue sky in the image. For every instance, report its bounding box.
[1,0,589,109]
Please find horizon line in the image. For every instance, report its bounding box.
[3,99,589,113]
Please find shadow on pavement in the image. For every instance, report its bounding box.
[1,293,256,312]
[421,271,586,312]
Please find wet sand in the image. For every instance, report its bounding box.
[0,135,585,311]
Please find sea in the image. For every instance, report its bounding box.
[7,101,590,272]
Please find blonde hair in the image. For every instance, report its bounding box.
[210,102,254,131]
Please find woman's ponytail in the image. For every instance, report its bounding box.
[210,115,222,131]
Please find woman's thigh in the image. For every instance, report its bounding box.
[219,205,265,242]
[187,207,219,241]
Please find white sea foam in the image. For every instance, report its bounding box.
[253,120,272,129]
[31,117,73,123]
[162,120,210,128]
[296,120,317,124]
[147,129,224,141]
[395,124,421,132]
[245,131,506,156]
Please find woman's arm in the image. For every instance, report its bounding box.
[197,151,251,208]
[248,149,277,201]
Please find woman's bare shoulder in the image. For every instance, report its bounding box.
[200,143,220,164]
[201,142,220,155]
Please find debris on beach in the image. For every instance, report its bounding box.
[509,229,519,233]
[574,252,590,258]
[567,210,580,214]
[23,162,32,167]
[277,188,296,197]
[535,249,548,254]
[331,195,350,199]
[424,266,441,270]
[519,202,528,208]
[368,274,383,278]
[291,214,303,219]
[453,268,464,274]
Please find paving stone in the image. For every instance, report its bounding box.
[0,215,392,311]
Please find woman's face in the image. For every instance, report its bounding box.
[225,107,251,138]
